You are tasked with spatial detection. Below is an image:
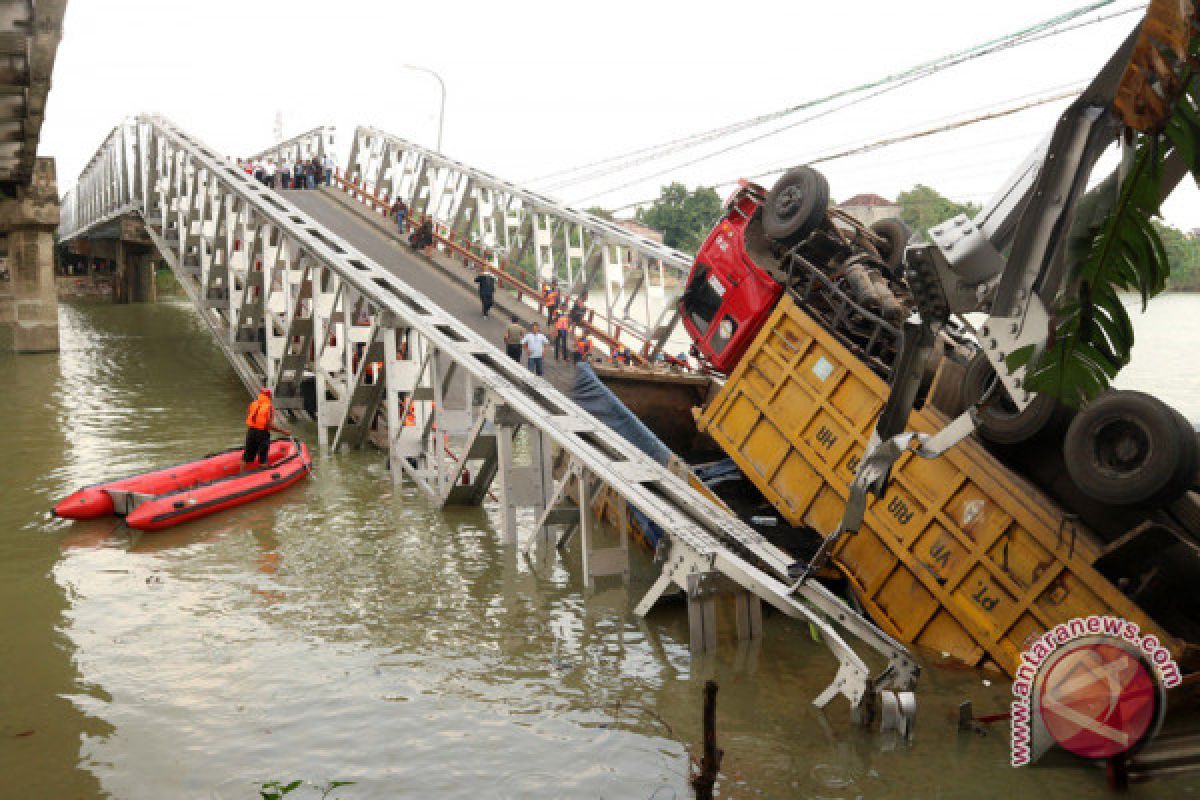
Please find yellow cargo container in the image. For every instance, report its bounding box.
[696,294,1182,675]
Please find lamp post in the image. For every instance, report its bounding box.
[402,64,446,152]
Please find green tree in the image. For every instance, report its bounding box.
[1153,219,1200,289]
[634,183,724,254]
[895,184,981,240]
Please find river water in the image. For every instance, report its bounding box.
[1,295,1197,799]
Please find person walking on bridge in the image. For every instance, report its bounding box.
[475,270,497,317]
[522,322,549,377]
[392,198,408,235]
[504,315,525,362]
[552,308,570,361]
[241,387,291,472]
[542,279,560,325]
[569,295,587,329]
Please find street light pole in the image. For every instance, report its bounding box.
[402,64,446,152]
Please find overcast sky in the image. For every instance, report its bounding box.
[40,0,1200,228]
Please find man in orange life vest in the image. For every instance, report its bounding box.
[552,309,570,361]
[542,279,560,324]
[242,387,291,471]
[573,330,594,364]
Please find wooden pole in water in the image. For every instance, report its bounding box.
[691,680,723,800]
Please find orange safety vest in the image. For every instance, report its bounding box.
[612,347,631,365]
[544,287,560,308]
[576,337,593,357]
[555,314,569,333]
[246,393,273,430]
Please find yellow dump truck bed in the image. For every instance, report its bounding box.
[696,294,1180,675]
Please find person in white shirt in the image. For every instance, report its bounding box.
[322,154,334,186]
[522,322,550,376]
[281,159,292,190]
[264,160,277,189]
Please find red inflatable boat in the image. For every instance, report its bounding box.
[53,439,311,531]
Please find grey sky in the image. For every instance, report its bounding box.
[41,0,1199,227]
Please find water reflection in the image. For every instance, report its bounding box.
[6,298,1200,798]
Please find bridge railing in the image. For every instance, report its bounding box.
[53,113,920,721]
[331,167,666,365]
[344,125,689,358]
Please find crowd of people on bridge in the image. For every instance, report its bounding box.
[237,155,336,190]
[486,277,638,377]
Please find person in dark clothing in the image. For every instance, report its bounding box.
[311,158,323,187]
[569,296,587,328]
[410,219,434,251]
[475,271,497,317]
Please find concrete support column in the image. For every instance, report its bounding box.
[134,253,156,303]
[2,159,61,353]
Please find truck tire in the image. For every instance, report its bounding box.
[762,166,829,246]
[962,352,1068,445]
[869,218,910,272]
[1063,390,1198,506]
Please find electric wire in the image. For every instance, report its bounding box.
[601,89,1076,213]
[529,1,1141,193]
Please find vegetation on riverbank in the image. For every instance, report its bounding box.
[620,182,1200,291]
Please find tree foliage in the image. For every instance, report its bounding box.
[1010,26,1200,406]
[634,183,724,254]
[895,184,981,240]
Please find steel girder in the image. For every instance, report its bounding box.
[344,125,690,354]
[53,114,920,720]
[247,125,336,165]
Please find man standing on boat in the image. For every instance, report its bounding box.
[242,387,291,471]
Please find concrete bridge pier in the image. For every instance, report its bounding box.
[113,242,156,304]
[2,158,60,353]
[65,216,158,305]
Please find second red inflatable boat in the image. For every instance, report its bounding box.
[53,439,311,531]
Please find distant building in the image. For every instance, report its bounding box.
[837,193,901,227]
[614,218,664,244]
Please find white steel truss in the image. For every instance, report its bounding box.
[56,115,920,722]
[344,125,689,354]
[247,125,336,165]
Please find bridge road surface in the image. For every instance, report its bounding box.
[286,188,581,394]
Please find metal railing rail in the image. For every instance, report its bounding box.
[345,125,689,357]
[53,114,919,722]
[331,168,658,364]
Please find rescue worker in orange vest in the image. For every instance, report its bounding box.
[574,330,594,364]
[542,279,560,324]
[552,309,570,361]
[242,387,291,471]
[610,343,633,366]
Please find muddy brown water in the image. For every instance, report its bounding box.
[1,297,1196,799]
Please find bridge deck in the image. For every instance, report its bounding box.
[287,188,579,394]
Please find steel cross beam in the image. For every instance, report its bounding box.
[343,125,691,353]
[246,125,336,166]
[55,114,919,719]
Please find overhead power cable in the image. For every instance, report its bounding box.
[530,0,1138,191]
[601,88,1077,214]
[562,6,1144,201]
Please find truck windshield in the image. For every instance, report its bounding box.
[682,264,723,336]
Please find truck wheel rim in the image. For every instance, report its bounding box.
[775,186,803,217]
[1093,418,1150,476]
